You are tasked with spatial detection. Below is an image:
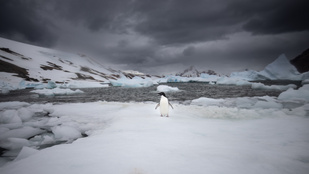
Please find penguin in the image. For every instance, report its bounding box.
[155,92,174,117]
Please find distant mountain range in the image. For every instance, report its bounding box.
[175,65,218,77]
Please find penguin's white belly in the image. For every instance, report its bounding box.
[160,96,169,116]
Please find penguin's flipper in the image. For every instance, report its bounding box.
[155,103,160,109]
[169,102,174,109]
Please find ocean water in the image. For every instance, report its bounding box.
[0,82,298,104]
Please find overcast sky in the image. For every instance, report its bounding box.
[1,0,308,75]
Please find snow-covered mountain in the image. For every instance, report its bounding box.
[175,66,218,77]
[0,37,151,88]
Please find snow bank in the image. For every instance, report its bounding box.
[110,75,153,88]
[14,146,38,162]
[0,100,308,174]
[31,88,84,96]
[278,84,309,101]
[157,85,179,92]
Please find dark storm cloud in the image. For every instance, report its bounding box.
[0,0,308,74]
[0,0,57,46]
[132,0,309,45]
[3,0,307,46]
[49,0,132,33]
[243,0,309,35]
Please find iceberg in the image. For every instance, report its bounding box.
[260,54,301,80]
[31,88,84,96]
[216,76,252,86]
[278,84,309,101]
[158,74,220,84]
[109,75,153,88]
[251,83,297,90]
[157,85,179,92]
[230,54,307,81]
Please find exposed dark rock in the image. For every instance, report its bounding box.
[40,61,63,71]
[290,48,309,73]
[176,66,218,77]
[0,59,38,81]
[0,47,31,60]
[0,55,13,61]
[72,73,97,81]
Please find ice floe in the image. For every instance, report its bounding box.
[157,85,179,92]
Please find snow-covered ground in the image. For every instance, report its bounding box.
[1,85,309,174]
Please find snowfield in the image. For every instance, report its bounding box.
[1,91,309,174]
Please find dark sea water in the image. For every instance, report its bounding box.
[0,81,302,104]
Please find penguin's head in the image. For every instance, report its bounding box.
[158,92,166,97]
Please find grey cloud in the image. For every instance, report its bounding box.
[243,0,309,34]
[0,0,57,46]
[183,46,195,56]
[0,0,308,75]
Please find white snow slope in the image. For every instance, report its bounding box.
[1,90,309,174]
[0,37,120,88]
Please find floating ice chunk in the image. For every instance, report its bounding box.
[51,126,82,141]
[0,110,23,129]
[0,126,45,140]
[235,97,257,108]
[166,76,190,83]
[110,75,153,88]
[33,81,57,89]
[0,138,30,150]
[0,101,29,110]
[278,84,309,101]
[157,85,179,92]
[64,81,109,88]
[200,73,220,81]
[230,70,267,81]
[47,81,57,89]
[251,82,296,90]
[191,97,225,106]
[41,134,56,144]
[216,77,251,86]
[14,146,39,161]
[302,79,309,85]
[254,100,282,109]
[0,80,16,93]
[1,87,10,94]
[17,108,34,122]
[31,88,84,96]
